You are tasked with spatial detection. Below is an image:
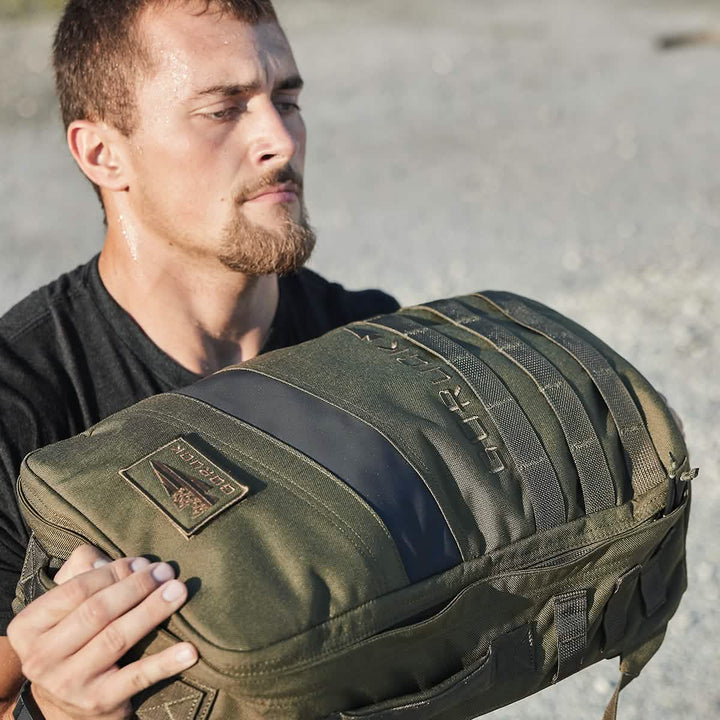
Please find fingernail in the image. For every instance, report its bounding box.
[175,644,197,666]
[151,563,175,583]
[162,580,185,602]
[93,558,110,569]
[131,557,150,572]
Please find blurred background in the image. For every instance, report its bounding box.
[1,0,718,717]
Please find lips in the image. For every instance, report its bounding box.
[244,182,300,203]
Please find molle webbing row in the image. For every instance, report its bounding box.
[478,292,666,496]
[418,298,616,515]
[366,314,567,532]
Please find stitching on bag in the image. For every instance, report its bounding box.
[136,406,389,595]
[138,694,199,719]
[210,512,686,677]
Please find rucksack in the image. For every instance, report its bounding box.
[13,291,694,720]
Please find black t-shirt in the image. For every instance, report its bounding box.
[0,256,398,633]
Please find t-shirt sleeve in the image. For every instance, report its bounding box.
[267,270,400,351]
[0,388,37,634]
[338,287,400,322]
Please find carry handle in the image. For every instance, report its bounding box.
[325,625,533,720]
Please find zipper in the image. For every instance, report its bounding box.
[525,538,610,569]
[510,514,660,575]
[16,478,93,555]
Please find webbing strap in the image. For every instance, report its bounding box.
[553,589,588,682]
[603,565,641,652]
[602,629,666,720]
[421,299,616,515]
[478,292,666,496]
[135,676,216,720]
[11,532,52,614]
[368,315,566,531]
[601,672,634,720]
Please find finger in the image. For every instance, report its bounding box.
[72,573,189,672]
[92,643,198,712]
[41,561,171,664]
[9,557,140,646]
[55,544,113,584]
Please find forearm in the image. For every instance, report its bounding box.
[1,700,15,720]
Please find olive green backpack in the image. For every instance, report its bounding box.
[13,291,694,720]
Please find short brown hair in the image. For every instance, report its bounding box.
[53,0,278,136]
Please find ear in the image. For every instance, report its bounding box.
[67,120,129,191]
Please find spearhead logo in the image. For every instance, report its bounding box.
[150,460,217,519]
[120,437,250,536]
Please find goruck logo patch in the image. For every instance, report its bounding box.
[119,437,250,536]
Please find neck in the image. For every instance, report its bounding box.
[98,224,279,377]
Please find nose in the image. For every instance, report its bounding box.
[248,99,300,169]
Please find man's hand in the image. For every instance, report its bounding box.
[6,545,197,720]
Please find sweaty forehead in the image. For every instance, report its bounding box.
[137,4,297,95]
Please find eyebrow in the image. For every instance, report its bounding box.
[193,74,304,99]
[275,74,304,92]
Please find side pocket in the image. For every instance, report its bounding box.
[325,625,534,720]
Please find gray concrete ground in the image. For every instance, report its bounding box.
[1,0,718,717]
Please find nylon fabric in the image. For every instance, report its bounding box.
[368,314,566,531]
[12,532,50,613]
[420,299,616,514]
[179,369,461,582]
[602,629,667,720]
[324,625,534,720]
[602,565,641,653]
[478,292,667,496]
[640,555,668,617]
[11,290,691,720]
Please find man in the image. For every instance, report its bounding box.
[0,0,398,717]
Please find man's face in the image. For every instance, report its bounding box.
[121,2,314,276]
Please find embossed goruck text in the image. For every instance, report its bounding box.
[119,437,250,536]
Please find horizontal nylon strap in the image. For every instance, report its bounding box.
[478,292,666,496]
[178,369,461,582]
[368,314,566,531]
[420,298,616,515]
[553,589,588,682]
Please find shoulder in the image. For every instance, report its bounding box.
[0,259,98,452]
[0,259,95,343]
[283,267,400,324]
[269,268,399,350]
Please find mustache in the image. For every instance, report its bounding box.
[235,167,304,204]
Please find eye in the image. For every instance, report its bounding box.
[203,106,242,121]
[275,100,301,115]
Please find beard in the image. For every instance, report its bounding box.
[217,168,316,277]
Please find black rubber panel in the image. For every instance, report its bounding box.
[178,369,462,583]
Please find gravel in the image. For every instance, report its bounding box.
[0,0,718,717]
